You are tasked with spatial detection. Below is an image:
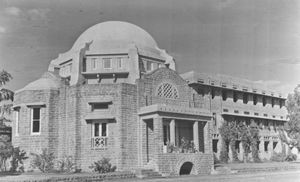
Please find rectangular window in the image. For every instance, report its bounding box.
[93,123,107,137]
[103,58,112,69]
[15,110,20,136]
[253,94,257,105]
[31,108,41,134]
[271,98,275,108]
[91,58,97,69]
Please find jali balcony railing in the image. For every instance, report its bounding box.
[91,137,108,149]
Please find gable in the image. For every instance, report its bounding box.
[137,68,198,108]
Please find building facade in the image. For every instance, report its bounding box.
[181,71,288,161]
[12,21,287,175]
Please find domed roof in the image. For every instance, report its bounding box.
[72,21,158,51]
[16,72,61,93]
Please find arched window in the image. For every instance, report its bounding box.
[157,83,179,99]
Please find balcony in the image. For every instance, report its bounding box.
[91,137,108,149]
[221,101,287,121]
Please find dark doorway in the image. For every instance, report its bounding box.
[179,162,193,175]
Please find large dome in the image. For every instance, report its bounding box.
[71,21,158,51]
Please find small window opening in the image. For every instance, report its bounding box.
[93,123,107,137]
[31,108,41,134]
[271,98,275,108]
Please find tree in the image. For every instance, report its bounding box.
[0,70,14,123]
[283,84,300,151]
[0,70,14,102]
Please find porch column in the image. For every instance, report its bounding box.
[153,115,163,154]
[193,121,199,151]
[170,119,176,145]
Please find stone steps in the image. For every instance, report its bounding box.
[135,169,162,179]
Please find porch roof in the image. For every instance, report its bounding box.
[138,104,212,120]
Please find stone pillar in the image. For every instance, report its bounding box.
[204,121,212,153]
[153,115,163,155]
[170,119,176,145]
[193,121,199,151]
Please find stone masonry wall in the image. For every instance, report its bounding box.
[13,89,60,170]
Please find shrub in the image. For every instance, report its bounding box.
[10,147,28,173]
[57,156,76,173]
[89,158,116,173]
[285,153,297,161]
[270,152,286,162]
[30,149,55,173]
[0,135,13,172]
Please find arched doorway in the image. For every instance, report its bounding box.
[179,162,193,175]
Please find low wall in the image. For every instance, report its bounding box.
[156,153,213,175]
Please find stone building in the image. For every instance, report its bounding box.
[181,71,288,161]
[12,21,287,175]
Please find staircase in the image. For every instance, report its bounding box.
[135,169,162,178]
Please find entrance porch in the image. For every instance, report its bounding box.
[138,104,213,175]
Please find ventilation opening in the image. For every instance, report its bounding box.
[179,162,193,175]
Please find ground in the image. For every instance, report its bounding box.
[110,170,300,182]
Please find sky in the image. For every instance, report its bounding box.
[0,0,299,96]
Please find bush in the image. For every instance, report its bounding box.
[89,158,116,173]
[30,149,55,173]
[285,153,297,161]
[270,152,286,162]
[57,156,76,173]
[10,147,28,173]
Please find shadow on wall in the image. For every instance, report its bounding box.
[179,162,193,175]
